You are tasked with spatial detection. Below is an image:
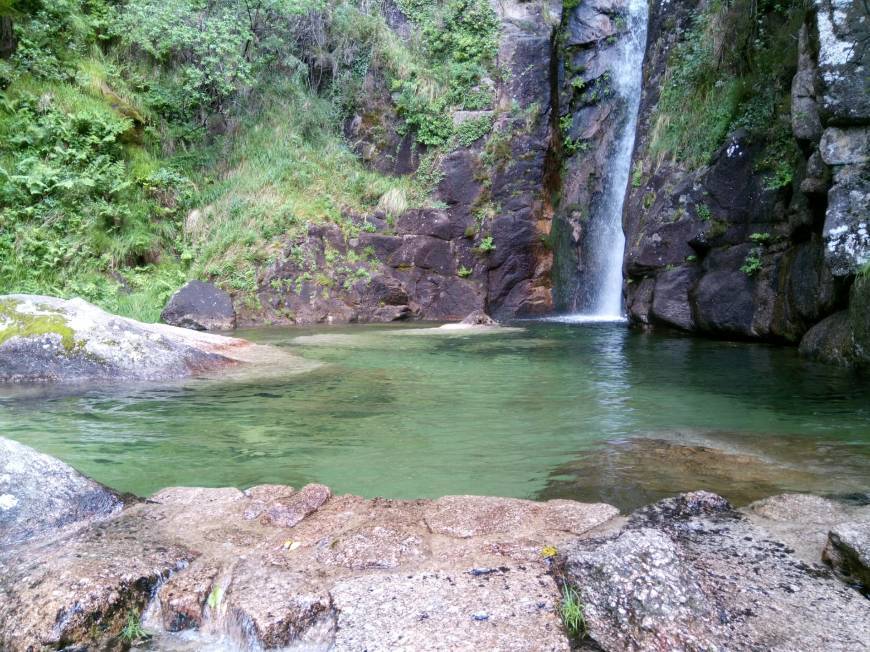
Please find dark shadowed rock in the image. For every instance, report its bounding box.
[799,311,855,365]
[0,437,123,546]
[691,246,758,337]
[651,265,699,330]
[161,280,236,331]
[823,520,870,593]
[560,491,870,651]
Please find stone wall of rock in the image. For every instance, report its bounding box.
[621,0,868,360]
[241,0,561,325]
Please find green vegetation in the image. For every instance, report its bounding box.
[1,0,496,321]
[696,203,712,221]
[392,0,499,146]
[0,299,78,350]
[741,248,763,276]
[650,0,805,174]
[475,235,496,254]
[559,585,587,640]
[119,609,147,642]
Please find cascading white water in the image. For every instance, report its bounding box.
[571,0,648,321]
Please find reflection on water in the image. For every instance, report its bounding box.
[1,322,868,507]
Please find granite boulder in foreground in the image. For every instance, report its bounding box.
[1,438,869,651]
[0,294,301,382]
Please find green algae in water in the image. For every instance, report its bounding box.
[2,322,869,512]
[0,299,79,352]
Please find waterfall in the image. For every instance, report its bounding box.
[591,0,648,318]
[552,0,649,322]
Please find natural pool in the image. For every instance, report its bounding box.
[2,321,869,511]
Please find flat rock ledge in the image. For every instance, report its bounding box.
[0,295,306,383]
[1,440,868,652]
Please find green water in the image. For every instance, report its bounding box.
[2,321,869,510]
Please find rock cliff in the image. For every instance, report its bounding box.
[244,0,563,324]
[621,0,868,364]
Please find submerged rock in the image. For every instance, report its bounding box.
[559,491,870,651]
[160,280,236,331]
[0,294,298,383]
[460,310,499,326]
[0,437,123,546]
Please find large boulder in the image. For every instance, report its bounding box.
[559,491,870,651]
[160,280,236,331]
[0,295,292,382]
[0,437,123,546]
[798,310,855,365]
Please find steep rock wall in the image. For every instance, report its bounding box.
[245,0,562,324]
[621,0,868,355]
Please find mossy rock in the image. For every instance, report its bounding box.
[0,299,79,352]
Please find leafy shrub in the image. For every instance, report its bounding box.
[651,0,806,167]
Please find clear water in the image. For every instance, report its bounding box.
[2,322,869,511]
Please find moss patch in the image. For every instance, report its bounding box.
[0,299,79,352]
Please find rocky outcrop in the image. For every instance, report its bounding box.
[558,491,870,651]
[0,452,618,651]
[245,1,561,325]
[622,0,868,354]
[799,269,870,365]
[0,295,307,382]
[0,437,123,546]
[161,280,236,331]
[3,443,869,651]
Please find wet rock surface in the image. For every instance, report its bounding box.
[161,280,236,331]
[559,491,870,651]
[0,295,297,382]
[540,433,870,512]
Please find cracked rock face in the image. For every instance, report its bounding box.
[559,491,870,651]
